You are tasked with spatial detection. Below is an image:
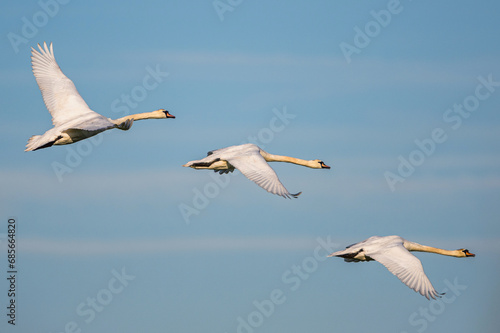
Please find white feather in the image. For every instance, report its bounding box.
[26,42,174,151]
[328,235,469,300]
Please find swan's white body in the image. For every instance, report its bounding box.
[26,42,174,151]
[183,143,330,198]
[329,235,475,300]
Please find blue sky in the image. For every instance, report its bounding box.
[1,1,499,332]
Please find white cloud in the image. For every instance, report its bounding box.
[7,235,498,257]
[125,50,500,88]
[14,236,328,256]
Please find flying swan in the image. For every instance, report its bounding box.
[183,143,330,198]
[328,235,475,299]
[25,42,175,151]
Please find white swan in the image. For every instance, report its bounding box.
[183,143,330,198]
[328,235,475,299]
[25,42,175,152]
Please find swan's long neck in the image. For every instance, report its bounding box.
[403,241,463,257]
[259,150,315,168]
[114,111,165,123]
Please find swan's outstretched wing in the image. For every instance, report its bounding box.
[226,153,300,199]
[369,244,440,300]
[31,42,100,127]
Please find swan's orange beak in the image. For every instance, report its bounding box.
[464,250,475,257]
[164,111,175,119]
[321,162,331,169]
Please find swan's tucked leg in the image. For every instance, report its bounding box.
[215,168,234,174]
[116,119,134,131]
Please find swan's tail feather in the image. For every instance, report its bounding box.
[183,158,221,168]
[327,249,364,262]
[25,134,61,151]
[25,135,42,152]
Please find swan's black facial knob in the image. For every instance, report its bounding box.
[319,161,331,169]
[163,110,175,118]
[462,249,475,257]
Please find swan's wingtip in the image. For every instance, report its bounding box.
[425,291,444,301]
[282,191,301,199]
